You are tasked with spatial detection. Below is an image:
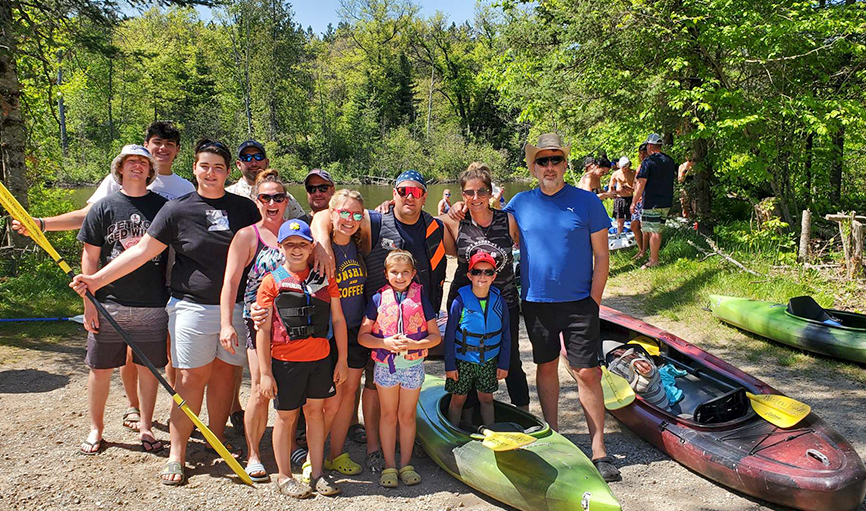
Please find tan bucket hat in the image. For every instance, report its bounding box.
[111,144,157,186]
[524,133,571,167]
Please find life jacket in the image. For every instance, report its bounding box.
[370,282,428,373]
[365,208,446,311]
[270,266,330,347]
[455,286,505,364]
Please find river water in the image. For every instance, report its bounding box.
[70,181,533,216]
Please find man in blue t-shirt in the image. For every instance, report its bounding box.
[631,133,676,269]
[503,132,619,482]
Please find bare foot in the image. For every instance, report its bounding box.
[631,251,646,261]
[140,429,164,453]
[640,260,659,269]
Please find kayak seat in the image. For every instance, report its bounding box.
[787,296,841,324]
[483,422,525,433]
[693,388,749,424]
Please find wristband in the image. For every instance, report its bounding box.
[36,217,45,232]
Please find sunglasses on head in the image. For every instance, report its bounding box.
[396,186,425,199]
[470,268,496,276]
[306,183,332,194]
[257,193,287,204]
[336,209,363,221]
[535,155,565,167]
[197,140,228,152]
[239,152,266,162]
[462,188,491,198]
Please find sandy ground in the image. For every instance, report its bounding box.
[1,257,864,510]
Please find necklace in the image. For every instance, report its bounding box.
[333,239,354,261]
[471,209,495,238]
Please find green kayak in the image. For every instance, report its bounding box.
[709,295,866,364]
[415,375,621,511]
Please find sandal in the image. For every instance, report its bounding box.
[141,438,164,453]
[324,452,362,475]
[205,440,243,459]
[592,456,622,482]
[277,477,312,499]
[160,461,185,486]
[365,450,385,472]
[230,410,245,437]
[290,448,308,467]
[399,465,421,486]
[79,438,103,456]
[300,460,312,484]
[313,473,341,496]
[347,423,367,444]
[245,461,269,483]
[379,467,398,488]
[122,407,141,431]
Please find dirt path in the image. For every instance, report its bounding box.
[1,262,864,510]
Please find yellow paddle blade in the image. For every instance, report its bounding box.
[172,394,254,485]
[746,392,811,429]
[478,428,537,451]
[628,336,661,357]
[0,181,72,273]
[601,366,636,410]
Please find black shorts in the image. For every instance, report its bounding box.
[272,356,336,411]
[522,297,600,368]
[613,196,633,219]
[345,326,372,369]
[85,304,168,370]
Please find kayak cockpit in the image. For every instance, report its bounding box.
[437,394,549,437]
[787,296,866,330]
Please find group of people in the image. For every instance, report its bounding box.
[577,133,678,269]
[13,122,637,497]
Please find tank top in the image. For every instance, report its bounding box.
[332,238,366,328]
[448,209,518,308]
[243,225,284,318]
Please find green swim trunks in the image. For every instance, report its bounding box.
[642,207,669,233]
[445,358,499,395]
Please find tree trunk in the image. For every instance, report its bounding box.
[57,51,68,157]
[804,132,813,204]
[108,58,114,141]
[798,209,811,262]
[0,0,30,248]
[691,137,712,225]
[829,126,844,206]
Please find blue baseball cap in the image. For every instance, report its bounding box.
[277,219,313,244]
[394,170,427,191]
[237,140,266,158]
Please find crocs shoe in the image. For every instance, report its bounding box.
[379,467,398,488]
[398,465,421,486]
[301,460,312,484]
[312,473,341,496]
[277,477,312,499]
[324,452,362,475]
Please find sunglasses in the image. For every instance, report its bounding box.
[257,193,287,204]
[462,188,491,198]
[239,152,266,162]
[197,140,229,152]
[306,184,332,194]
[336,209,363,221]
[470,269,496,276]
[396,186,425,199]
[535,156,565,167]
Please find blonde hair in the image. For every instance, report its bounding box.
[329,188,366,255]
[253,168,286,195]
[384,250,415,272]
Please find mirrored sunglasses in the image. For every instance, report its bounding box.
[240,152,266,162]
[337,209,363,221]
[396,186,425,199]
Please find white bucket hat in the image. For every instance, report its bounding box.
[111,145,157,186]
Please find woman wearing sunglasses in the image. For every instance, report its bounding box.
[71,139,261,486]
[438,162,530,410]
[437,189,452,215]
[218,169,309,482]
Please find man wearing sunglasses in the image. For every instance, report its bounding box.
[299,169,336,224]
[507,133,618,482]
[226,140,305,220]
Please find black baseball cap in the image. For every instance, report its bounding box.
[237,140,266,158]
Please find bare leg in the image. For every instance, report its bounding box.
[329,368,363,460]
[646,232,662,267]
[447,393,468,426]
[120,349,139,421]
[616,218,624,236]
[572,366,607,459]
[163,364,212,483]
[230,365,243,415]
[136,364,160,445]
[536,358,560,431]
[631,221,644,259]
[165,333,175,388]
[362,365,381,454]
[273,409,300,483]
[303,398,326,479]
[377,383,400,469]
[205,358,238,443]
[478,392,495,426]
[351,384,361,426]
[84,368,113,451]
[397,386,421,468]
[245,349,269,467]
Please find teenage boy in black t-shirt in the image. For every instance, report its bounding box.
[76,145,170,455]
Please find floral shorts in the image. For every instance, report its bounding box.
[373,362,425,390]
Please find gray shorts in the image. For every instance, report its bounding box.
[167,297,247,369]
[85,303,168,370]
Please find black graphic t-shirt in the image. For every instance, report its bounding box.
[148,191,260,304]
[78,191,169,307]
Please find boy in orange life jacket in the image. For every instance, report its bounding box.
[256,219,348,499]
[444,252,510,427]
[358,250,441,488]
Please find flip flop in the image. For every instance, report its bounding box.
[141,438,164,453]
[592,456,622,482]
[79,438,103,456]
[245,461,269,483]
[347,423,367,444]
[277,477,312,499]
[324,452,362,475]
[290,447,308,467]
[379,467,398,488]
[122,407,140,431]
[398,465,421,486]
[160,461,185,486]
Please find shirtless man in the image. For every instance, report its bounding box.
[609,156,636,237]
[578,157,612,200]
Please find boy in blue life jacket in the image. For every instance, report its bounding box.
[444,252,510,426]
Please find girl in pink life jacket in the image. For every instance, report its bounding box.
[358,250,440,488]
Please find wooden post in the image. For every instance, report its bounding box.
[798,210,811,262]
[825,212,866,278]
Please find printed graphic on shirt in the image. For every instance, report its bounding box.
[336,258,365,299]
[206,209,230,231]
[463,239,509,273]
[105,215,151,261]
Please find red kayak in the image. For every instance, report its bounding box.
[562,306,866,511]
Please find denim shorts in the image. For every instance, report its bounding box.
[373,362,425,390]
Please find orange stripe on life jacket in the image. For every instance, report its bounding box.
[425,220,445,271]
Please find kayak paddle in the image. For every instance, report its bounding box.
[0,315,85,323]
[471,428,537,451]
[746,392,811,428]
[0,182,253,486]
[601,365,636,410]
